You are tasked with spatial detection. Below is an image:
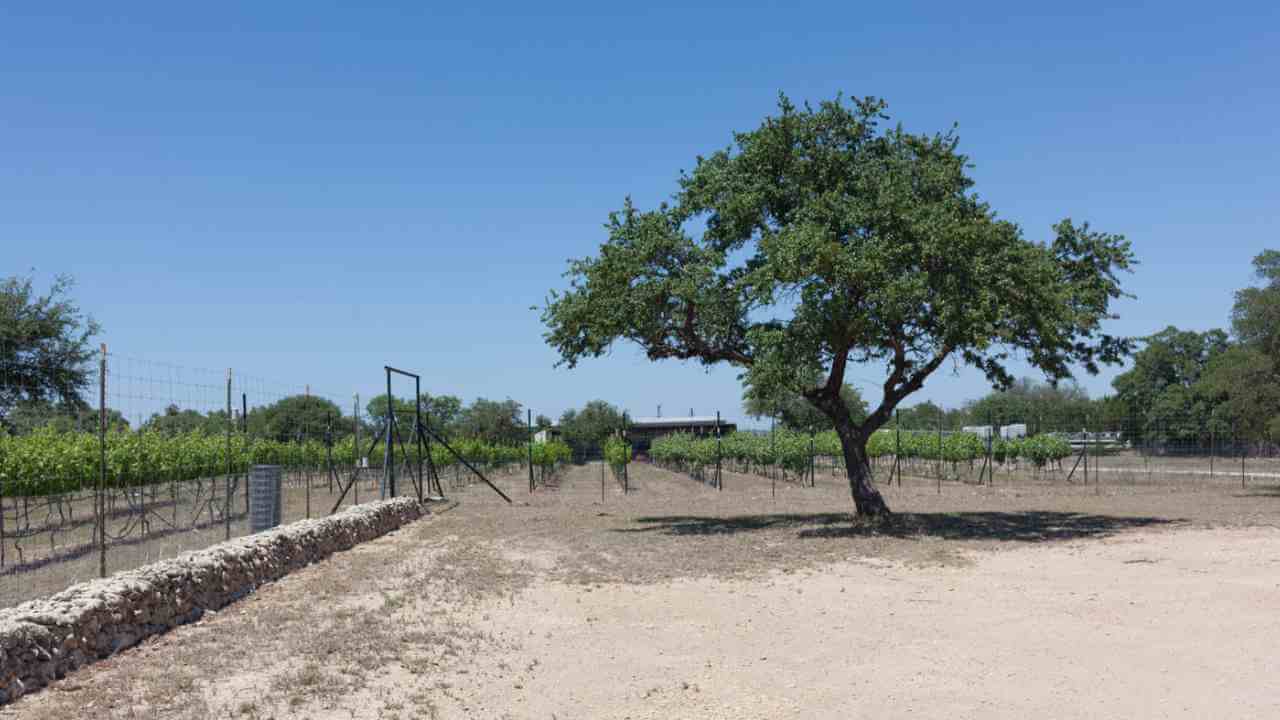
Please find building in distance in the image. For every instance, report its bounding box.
[627,415,736,454]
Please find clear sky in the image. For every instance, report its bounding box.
[4,2,1277,427]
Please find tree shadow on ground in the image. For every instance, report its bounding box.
[618,511,1176,543]
[1232,486,1280,498]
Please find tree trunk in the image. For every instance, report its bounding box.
[836,428,891,517]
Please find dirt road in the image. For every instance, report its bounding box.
[450,526,1280,719]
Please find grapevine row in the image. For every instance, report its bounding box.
[0,428,553,497]
[649,429,1074,477]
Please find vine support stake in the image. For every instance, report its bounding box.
[716,410,723,491]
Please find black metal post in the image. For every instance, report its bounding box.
[937,411,943,495]
[99,344,108,577]
[302,429,310,518]
[1083,416,1089,486]
[622,411,629,494]
[383,368,394,499]
[716,410,723,491]
[225,368,232,541]
[353,394,360,507]
[415,376,424,502]
[327,413,336,494]
[528,409,535,493]
[418,422,512,504]
[770,411,776,499]
[809,433,815,488]
[987,409,995,486]
[894,410,901,488]
[1241,425,1247,489]
[1091,415,1099,495]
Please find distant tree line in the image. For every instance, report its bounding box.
[8,248,1277,453]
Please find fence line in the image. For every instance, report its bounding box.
[0,349,530,609]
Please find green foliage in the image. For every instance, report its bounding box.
[365,394,417,428]
[1198,346,1279,441]
[962,378,1094,427]
[529,439,571,468]
[742,367,867,432]
[1232,249,1280,363]
[246,395,344,441]
[419,392,464,433]
[558,400,624,456]
[1112,326,1228,437]
[0,275,100,426]
[650,427,1070,475]
[457,398,525,445]
[144,405,229,435]
[542,92,1133,512]
[3,401,130,434]
[0,428,528,498]
[603,436,632,470]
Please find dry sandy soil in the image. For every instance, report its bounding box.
[5,462,1280,719]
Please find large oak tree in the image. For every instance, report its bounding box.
[542,96,1133,516]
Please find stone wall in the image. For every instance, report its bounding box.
[0,497,425,704]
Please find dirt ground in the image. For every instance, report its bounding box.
[5,462,1280,719]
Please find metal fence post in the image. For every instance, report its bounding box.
[809,432,815,488]
[383,369,394,499]
[894,410,902,487]
[353,394,360,506]
[98,344,108,578]
[770,411,776,499]
[1082,415,1089,487]
[225,368,233,541]
[527,409,534,493]
[622,411,629,494]
[1091,415,1099,495]
[716,410,723,491]
[1210,422,1215,479]
[1241,426,1247,489]
[415,375,424,502]
[937,412,943,495]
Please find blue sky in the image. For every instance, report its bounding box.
[4,1,1277,427]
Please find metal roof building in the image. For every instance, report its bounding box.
[627,416,736,453]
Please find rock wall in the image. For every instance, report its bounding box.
[0,497,425,704]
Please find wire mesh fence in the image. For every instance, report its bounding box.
[646,409,1280,492]
[0,348,512,609]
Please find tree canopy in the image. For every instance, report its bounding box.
[542,95,1134,516]
[742,368,867,433]
[247,395,344,441]
[964,377,1094,428]
[1112,327,1230,442]
[0,275,100,428]
[456,398,525,445]
[1232,250,1280,362]
[558,400,624,456]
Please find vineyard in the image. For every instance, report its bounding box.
[649,429,1075,484]
[0,427,571,497]
[0,424,573,609]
